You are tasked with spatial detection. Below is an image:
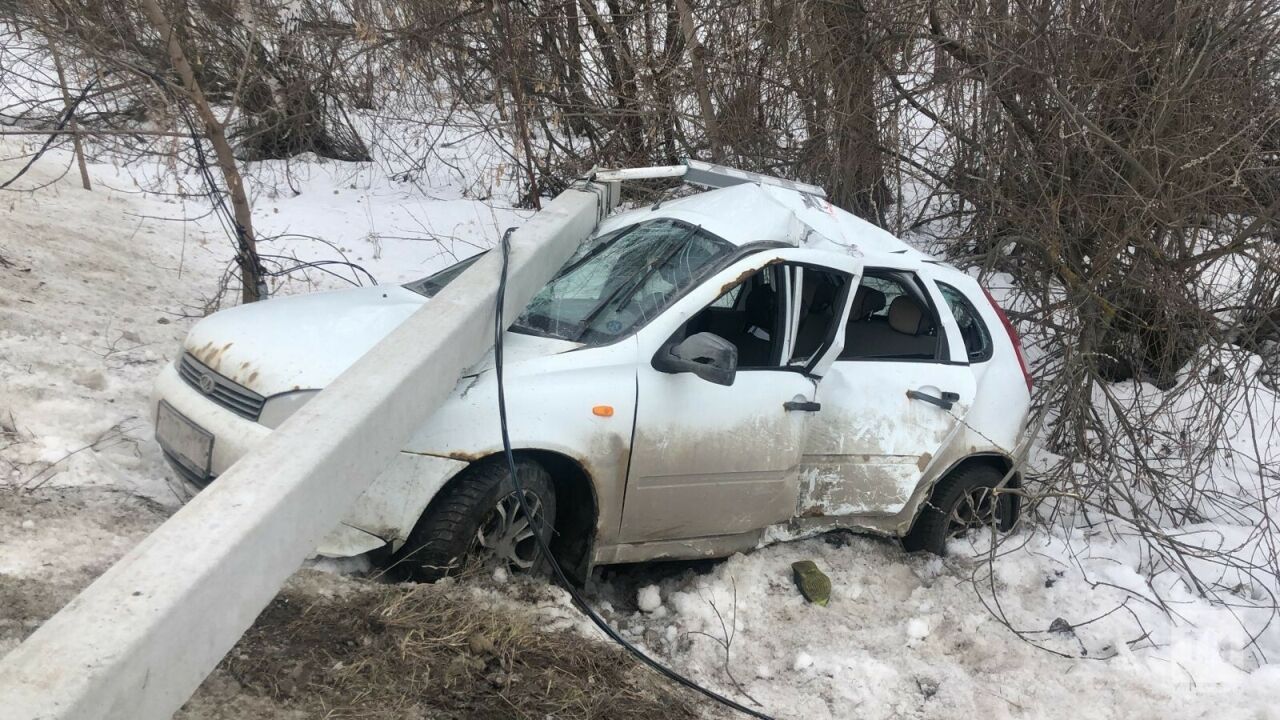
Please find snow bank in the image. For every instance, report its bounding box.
[582,533,1277,719]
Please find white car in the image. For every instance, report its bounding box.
[153,171,1032,581]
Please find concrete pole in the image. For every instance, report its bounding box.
[0,183,613,720]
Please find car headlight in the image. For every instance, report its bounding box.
[258,390,320,429]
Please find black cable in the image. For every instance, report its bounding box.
[0,77,100,190]
[176,105,258,273]
[147,71,267,300]
[492,227,776,720]
[255,253,377,287]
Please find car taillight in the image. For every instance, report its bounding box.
[982,287,1033,393]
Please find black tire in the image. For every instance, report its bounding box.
[902,464,1018,555]
[393,457,557,583]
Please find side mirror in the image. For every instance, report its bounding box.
[653,332,738,386]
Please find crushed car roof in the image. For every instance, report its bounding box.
[595,182,929,266]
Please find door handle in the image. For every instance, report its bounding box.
[906,389,958,411]
[784,400,822,412]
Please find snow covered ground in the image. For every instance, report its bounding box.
[583,532,1280,719]
[1,140,1278,719]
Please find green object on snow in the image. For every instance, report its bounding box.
[791,560,831,607]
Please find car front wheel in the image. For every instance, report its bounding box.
[902,464,1018,555]
[393,457,557,582]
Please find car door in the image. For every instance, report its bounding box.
[618,249,861,544]
[798,264,977,518]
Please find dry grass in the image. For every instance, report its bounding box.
[218,575,704,720]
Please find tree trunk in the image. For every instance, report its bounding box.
[560,0,599,140]
[822,0,888,223]
[47,38,90,191]
[141,0,265,303]
[497,3,542,209]
[675,0,720,161]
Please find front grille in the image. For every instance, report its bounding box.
[178,352,266,421]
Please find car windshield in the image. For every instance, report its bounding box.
[404,220,734,345]
[512,219,733,344]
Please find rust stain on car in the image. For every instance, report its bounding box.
[194,340,214,362]
[719,268,757,296]
[718,257,783,296]
[196,341,235,370]
[916,452,932,472]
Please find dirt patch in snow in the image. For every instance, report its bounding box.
[0,486,169,654]
[179,571,702,720]
[0,574,68,650]
[0,484,697,720]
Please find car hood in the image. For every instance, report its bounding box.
[183,285,578,397]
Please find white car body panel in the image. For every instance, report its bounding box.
[152,361,470,556]
[623,369,816,542]
[800,361,977,517]
[152,179,1032,567]
[620,248,862,544]
[399,336,640,548]
[799,263,981,519]
[325,451,471,555]
[183,284,427,396]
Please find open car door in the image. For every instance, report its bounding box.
[618,249,861,544]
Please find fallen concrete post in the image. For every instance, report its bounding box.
[0,182,613,720]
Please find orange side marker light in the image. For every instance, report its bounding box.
[592,405,614,417]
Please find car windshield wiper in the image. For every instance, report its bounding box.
[507,228,644,340]
[510,311,576,341]
[570,227,697,341]
[553,224,640,280]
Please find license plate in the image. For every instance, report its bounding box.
[156,401,214,480]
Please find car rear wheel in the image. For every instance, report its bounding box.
[902,464,1018,555]
[393,457,557,583]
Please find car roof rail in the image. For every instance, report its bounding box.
[590,159,826,199]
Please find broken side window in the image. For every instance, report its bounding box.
[788,267,850,366]
[685,265,786,369]
[936,282,993,362]
[710,284,743,309]
[684,263,851,372]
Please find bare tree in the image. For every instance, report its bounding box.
[139,0,265,303]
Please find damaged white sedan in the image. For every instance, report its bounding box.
[152,164,1033,581]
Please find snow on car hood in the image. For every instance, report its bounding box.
[183,284,576,397]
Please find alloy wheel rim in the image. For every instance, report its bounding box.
[946,486,998,539]
[475,490,544,570]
